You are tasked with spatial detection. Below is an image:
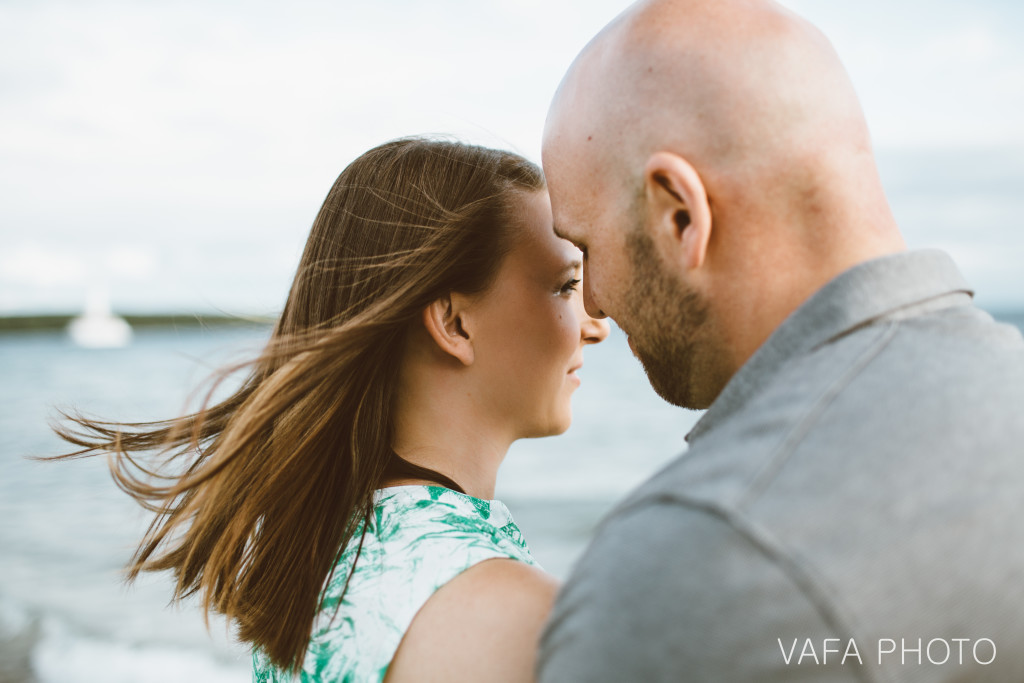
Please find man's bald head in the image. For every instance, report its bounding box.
[543,0,905,408]
[548,0,878,213]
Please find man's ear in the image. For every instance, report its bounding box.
[422,294,474,366]
[642,151,712,271]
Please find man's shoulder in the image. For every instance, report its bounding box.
[620,302,1024,515]
[581,299,1024,604]
[664,302,1024,498]
[541,296,1024,682]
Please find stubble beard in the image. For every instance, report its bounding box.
[623,227,716,410]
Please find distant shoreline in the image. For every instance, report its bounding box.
[1,309,1021,334]
[0,313,276,333]
[995,310,1024,330]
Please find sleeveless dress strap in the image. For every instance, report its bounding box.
[253,485,538,682]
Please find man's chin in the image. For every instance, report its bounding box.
[635,346,716,410]
[635,348,684,407]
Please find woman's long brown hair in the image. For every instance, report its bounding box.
[49,138,545,672]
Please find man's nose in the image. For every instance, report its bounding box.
[583,270,607,320]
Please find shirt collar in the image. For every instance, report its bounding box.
[686,249,973,443]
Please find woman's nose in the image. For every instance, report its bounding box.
[582,315,610,345]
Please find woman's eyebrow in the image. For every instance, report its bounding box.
[562,259,582,273]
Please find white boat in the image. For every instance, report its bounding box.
[67,286,133,348]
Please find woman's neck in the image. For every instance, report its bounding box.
[392,337,517,500]
[389,428,509,500]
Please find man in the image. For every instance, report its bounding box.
[537,0,1024,680]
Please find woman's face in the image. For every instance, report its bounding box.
[467,190,610,439]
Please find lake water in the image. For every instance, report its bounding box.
[0,322,694,682]
[1,312,1021,681]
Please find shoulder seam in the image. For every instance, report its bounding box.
[737,320,900,509]
[615,494,881,683]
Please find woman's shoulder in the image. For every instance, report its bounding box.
[385,558,558,683]
[370,486,556,682]
[280,485,541,682]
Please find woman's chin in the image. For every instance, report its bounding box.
[544,409,573,437]
[520,410,573,439]
[549,420,571,437]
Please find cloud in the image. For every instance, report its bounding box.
[0,241,161,313]
[0,244,87,288]
[777,0,1024,147]
[1,0,1022,312]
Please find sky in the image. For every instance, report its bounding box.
[1,0,1022,315]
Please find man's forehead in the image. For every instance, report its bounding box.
[551,218,574,242]
[546,158,610,245]
[550,199,590,246]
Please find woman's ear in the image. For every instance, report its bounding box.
[422,295,474,366]
[642,151,712,272]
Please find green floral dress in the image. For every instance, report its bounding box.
[252,485,539,682]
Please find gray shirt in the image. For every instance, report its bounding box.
[537,250,1024,682]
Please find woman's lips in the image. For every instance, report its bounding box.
[568,363,583,385]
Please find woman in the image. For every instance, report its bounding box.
[53,137,609,681]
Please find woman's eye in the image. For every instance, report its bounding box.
[559,278,581,295]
